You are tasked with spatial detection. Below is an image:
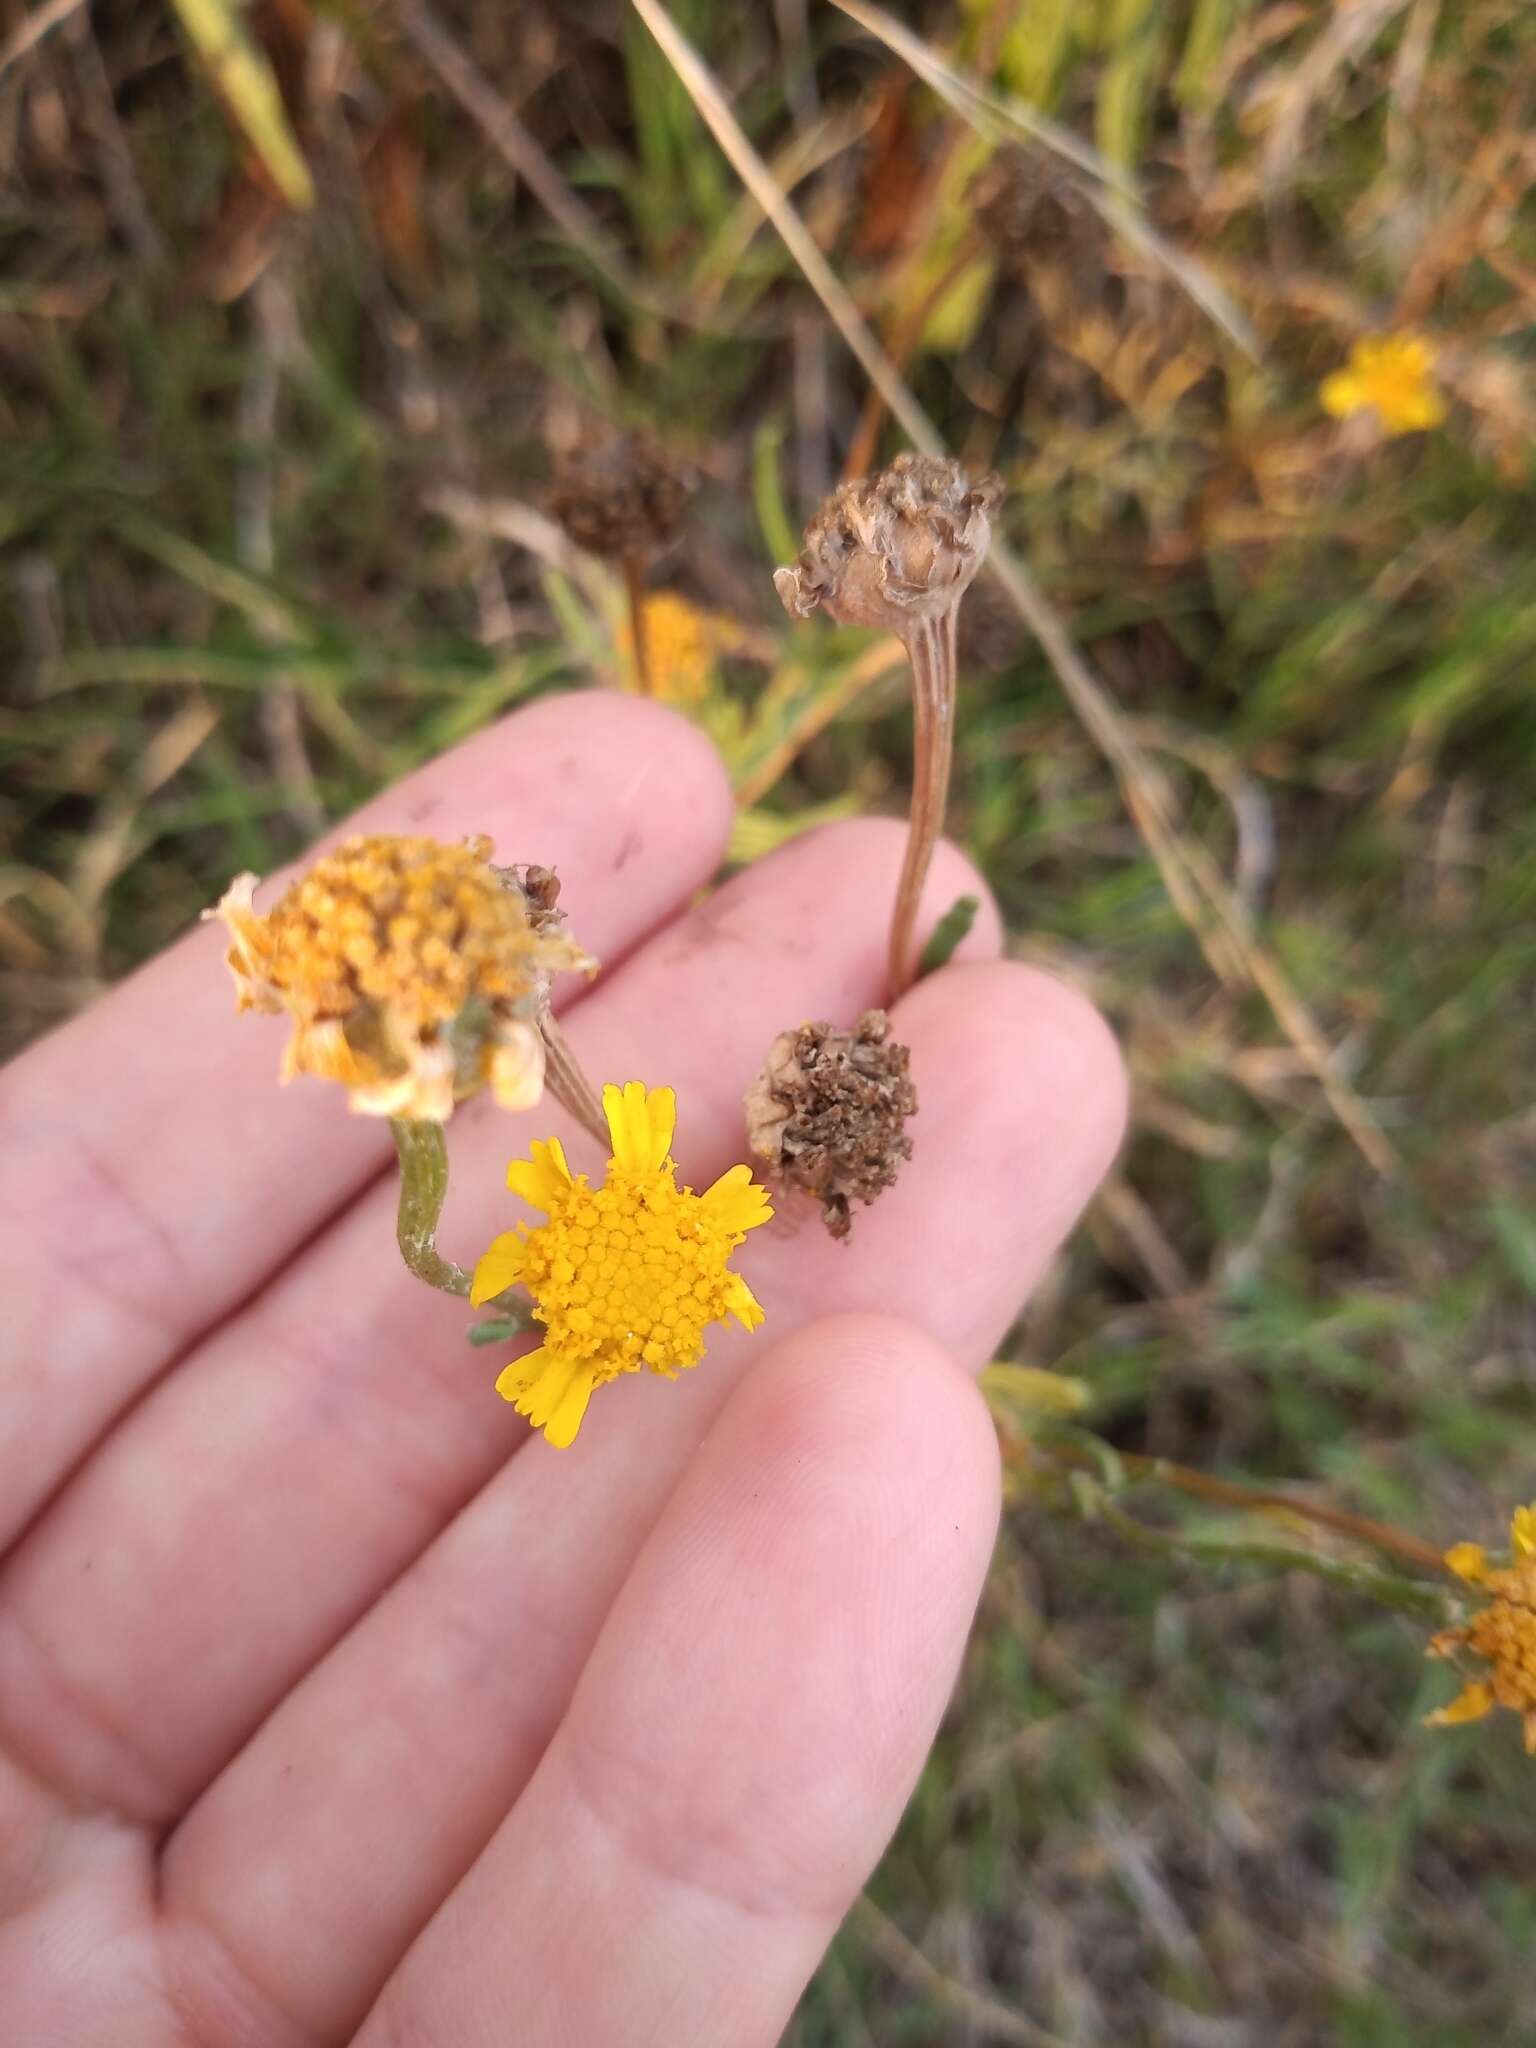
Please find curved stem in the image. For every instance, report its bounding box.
[888,605,958,997]
[538,1010,610,1148]
[391,1118,471,1296]
[1038,1432,1446,1573]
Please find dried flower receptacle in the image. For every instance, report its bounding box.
[745,1010,917,1240]
[775,454,1001,995]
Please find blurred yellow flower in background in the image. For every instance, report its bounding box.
[617,589,746,702]
[1320,334,1446,436]
[1427,1502,1536,1753]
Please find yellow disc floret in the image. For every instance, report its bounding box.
[1426,1503,1536,1754]
[472,1082,772,1448]
[209,833,591,1121]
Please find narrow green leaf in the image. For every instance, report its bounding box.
[918,892,981,977]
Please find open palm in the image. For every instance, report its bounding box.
[0,693,1123,2046]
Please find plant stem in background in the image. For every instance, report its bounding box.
[621,551,654,695]
[1033,1431,1447,1573]
[391,1117,470,1296]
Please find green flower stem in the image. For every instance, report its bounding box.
[1090,1495,1456,1624]
[391,1117,471,1297]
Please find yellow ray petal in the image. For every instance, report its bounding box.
[701,1162,774,1236]
[495,1346,547,1401]
[604,1081,675,1172]
[1425,1681,1495,1729]
[472,1232,527,1307]
[507,1136,574,1213]
[543,1366,597,1449]
[1510,1505,1536,1558]
[725,1272,765,1332]
[1444,1542,1489,1585]
[515,1350,585,1430]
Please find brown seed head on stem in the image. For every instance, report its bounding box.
[774,454,1001,994]
[744,1010,917,1241]
[773,452,1001,634]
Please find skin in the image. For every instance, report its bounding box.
[0,692,1126,2047]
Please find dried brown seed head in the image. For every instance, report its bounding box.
[549,430,691,563]
[744,1010,917,1241]
[773,452,1002,638]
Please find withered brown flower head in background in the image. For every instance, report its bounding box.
[970,149,1106,280]
[773,452,1003,637]
[548,428,691,563]
[744,1010,918,1241]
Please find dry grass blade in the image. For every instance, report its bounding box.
[238,267,324,836]
[629,0,1395,1174]
[830,0,1259,356]
[829,0,1123,190]
[0,0,87,84]
[70,699,221,948]
[395,0,636,301]
[168,0,314,211]
[1261,0,1413,201]
[850,1895,1071,2048]
[396,0,780,342]
[733,638,909,806]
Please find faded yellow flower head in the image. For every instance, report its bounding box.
[210,833,592,1122]
[1426,1502,1536,1754]
[616,590,745,702]
[472,1081,771,1448]
[1320,334,1445,437]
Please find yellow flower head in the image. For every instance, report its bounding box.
[473,1082,772,1448]
[617,590,745,702]
[1320,334,1446,437]
[209,834,592,1122]
[1426,1502,1536,1754]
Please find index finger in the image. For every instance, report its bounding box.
[0,692,731,1552]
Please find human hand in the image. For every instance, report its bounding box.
[0,692,1124,2046]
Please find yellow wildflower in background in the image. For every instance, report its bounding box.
[210,834,591,1121]
[1321,334,1446,436]
[473,1081,771,1448]
[1426,1502,1536,1753]
[617,590,746,702]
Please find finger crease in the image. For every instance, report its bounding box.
[0,1601,182,1828]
